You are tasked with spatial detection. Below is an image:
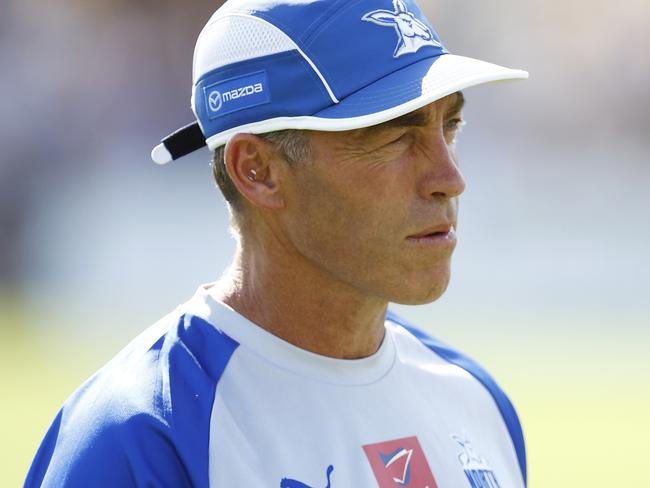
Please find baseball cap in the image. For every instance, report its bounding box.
[151,0,528,165]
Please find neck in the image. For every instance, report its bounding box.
[210,237,388,360]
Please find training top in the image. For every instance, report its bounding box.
[25,285,526,488]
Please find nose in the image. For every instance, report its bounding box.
[416,132,466,200]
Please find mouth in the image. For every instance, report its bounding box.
[406,225,456,246]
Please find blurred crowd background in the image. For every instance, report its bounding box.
[1,0,648,486]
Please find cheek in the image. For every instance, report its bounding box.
[296,178,397,248]
[285,169,408,271]
[282,168,455,304]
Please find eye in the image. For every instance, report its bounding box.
[371,130,413,154]
[388,131,412,145]
[443,118,465,143]
[389,132,408,144]
[444,118,465,132]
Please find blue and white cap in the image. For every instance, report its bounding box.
[151,0,528,164]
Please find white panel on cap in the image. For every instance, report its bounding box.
[193,14,297,83]
[192,13,338,105]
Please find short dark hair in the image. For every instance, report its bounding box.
[211,130,311,221]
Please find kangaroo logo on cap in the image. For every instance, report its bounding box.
[362,0,441,58]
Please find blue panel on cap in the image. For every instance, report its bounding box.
[203,71,271,120]
[194,51,333,140]
[302,0,446,100]
[244,0,447,101]
[314,54,440,119]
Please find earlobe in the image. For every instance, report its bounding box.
[224,134,285,210]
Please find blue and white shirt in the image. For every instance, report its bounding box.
[26,285,526,487]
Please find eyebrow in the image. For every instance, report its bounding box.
[355,91,466,138]
[447,91,465,118]
[377,110,432,130]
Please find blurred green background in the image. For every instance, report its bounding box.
[1,0,649,486]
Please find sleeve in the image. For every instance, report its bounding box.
[386,309,528,487]
[25,407,193,488]
[24,313,239,488]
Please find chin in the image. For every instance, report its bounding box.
[388,274,451,306]
[392,288,448,306]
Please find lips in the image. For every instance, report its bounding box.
[406,224,456,247]
[407,224,454,239]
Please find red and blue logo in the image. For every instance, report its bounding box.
[363,436,438,488]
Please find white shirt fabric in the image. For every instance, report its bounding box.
[25,284,526,488]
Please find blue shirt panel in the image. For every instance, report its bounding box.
[24,314,239,488]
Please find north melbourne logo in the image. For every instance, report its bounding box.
[451,434,502,488]
[362,0,442,58]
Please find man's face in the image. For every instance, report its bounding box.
[278,92,466,304]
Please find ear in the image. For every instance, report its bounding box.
[224,133,286,211]
[394,0,408,14]
[363,11,397,25]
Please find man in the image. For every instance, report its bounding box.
[26,0,528,487]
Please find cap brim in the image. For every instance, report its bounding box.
[313,53,528,122]
[202,53,527,149]
[153,53,527,163]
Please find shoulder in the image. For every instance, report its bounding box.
[25,311,240,488]
[386,309,527,486]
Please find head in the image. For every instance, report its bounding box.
[152,0,527,303]
[214,91,466,305]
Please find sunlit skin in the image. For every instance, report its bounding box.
[211,92,466,359]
